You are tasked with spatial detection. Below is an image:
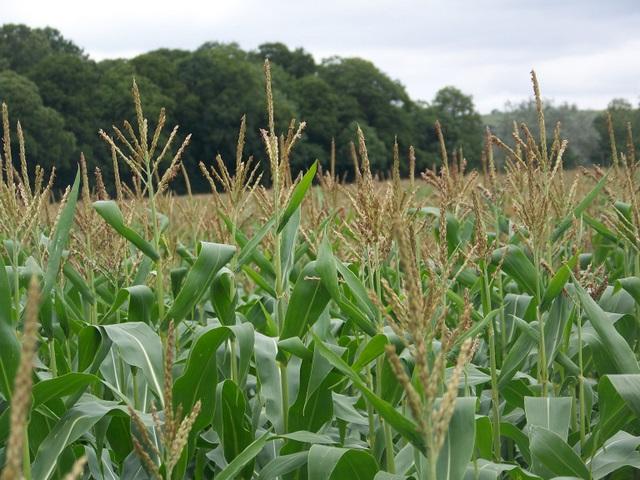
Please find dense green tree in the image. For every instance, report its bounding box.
[593,98,640,165]
[29,53,100,160]
[0,70,76,182]
[319,57,413,138]
[130,49,190,100]
[409,102,439,172]
[90,59,175,184]
[175,44,265,188]
[0,24,83,74]
[291,75,340,171]
[0,23,495,192]
[431,86,483,165]
[485,99,601,166]
[254,43,315,78]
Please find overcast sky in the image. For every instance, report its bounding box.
[4,0,639,113]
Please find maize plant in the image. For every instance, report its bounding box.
[1,65,640,480]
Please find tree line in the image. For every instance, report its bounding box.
[0,24,638,191]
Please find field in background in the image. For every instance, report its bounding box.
[1,66,640,480]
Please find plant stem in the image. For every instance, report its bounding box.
[578,305,586,446]
[534,248,548,396]
[377,356,395,472]
[482,264,501,461]
[12,237,20,324]
[48,339,57,377]
[230,339,238,384]
[280,362,288,433]
[366,367,376,454]
[145,160,164,321]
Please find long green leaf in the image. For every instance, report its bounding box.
[491,245,538,296]
[551,170,609,242]
[311,333,425,453]
[572,280,640,374]
[281,261,331,340]
[31,396,127,480]
[0,254,19,399]
[216,431,271,480]
[93,200,160,261]
[102,322,164,400]
[524,396,572,441]
[308,445,379,480]
[529,427,590,478]
[277,160,318,232]
[173,325,232,432]
[436,397,477,480]
[165,241,235,324]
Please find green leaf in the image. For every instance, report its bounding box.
[589,430,640,479]
[216,431,271,480]
[572,280,640,374]
[491,245,538,296]
[93,200,160,261]
[235,217,276,269]
[335,261,376,319]
[103,285,155,324]
[102,322,164,400]
[540,258,575,310]
[31,396,127,480]
[311,333,425,453]
[306,341,343,409]
[215,380,255,478]
[32,372,99,407]
[211,267,237,326]
[281,261,331,340]
[228,322,255,388]
[308,445,379,480]
[317,232,340,299]
[0,254,19,399]
[615,277,640,307]
[352,334,388,371]
[529,427,590,479]
[258,451,309,480]
[242,265,277,297]
[173,325,232,432]
[499,321,536,388]
[42,170,80,302]
[462,460,541,480]
[62,263,95,304]
[275,431,336,444]
[585,374,640,456]
[419,207,463,255]
[551,171,609,242]
[221,212,273,274]
[279,206,300,280]
[278,160,318,232]
[85,445,119,480]
[332,393,369,425]
[583,214,620,243]
[165,241,235,324]
[254,332,284,433]
[77,325,110,373]
[288,348,334,434]
[524,396,572,441]
[436,397,477,480]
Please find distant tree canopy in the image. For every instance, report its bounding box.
[593,99,640,164]
[0,24,489,191]
[485,98,640,168]
[0,24,636,191]
[484,100,603,167]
